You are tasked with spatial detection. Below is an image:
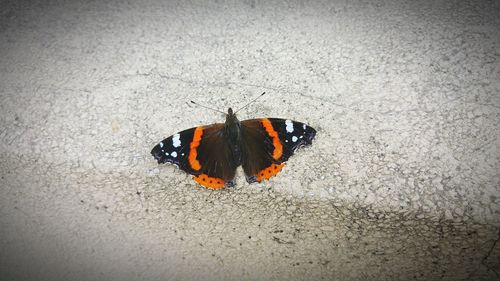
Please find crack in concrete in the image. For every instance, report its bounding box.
[480,228,500,278]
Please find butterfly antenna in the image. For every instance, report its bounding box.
[234,92,266,114]
[189,100,226,114]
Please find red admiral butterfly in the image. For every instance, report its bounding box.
[151,95,316,189]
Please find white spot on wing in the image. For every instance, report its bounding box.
[303,124,306,130]
[172,133,181,147]
[171,151,177,158]
[292,136,298,142]
[160,142,164,148]
[165,152,169,156]
[285,120,294,133]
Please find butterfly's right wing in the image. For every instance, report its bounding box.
[239,118,316,183]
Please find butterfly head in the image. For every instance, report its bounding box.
[225,107,239,124]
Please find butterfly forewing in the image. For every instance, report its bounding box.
[267,118,316,161]
[151,127,197,174]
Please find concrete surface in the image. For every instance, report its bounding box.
[1,0,499,280]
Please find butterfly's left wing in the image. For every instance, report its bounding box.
[240,118,316,183]
[151,123,238,189]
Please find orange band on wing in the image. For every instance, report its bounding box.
[193,174,225,189]
[256,163,285,182]
[188,127,204,171]
[261,118,283,160]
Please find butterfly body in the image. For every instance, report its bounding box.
[224,108,243,166]
[151,108,316,189]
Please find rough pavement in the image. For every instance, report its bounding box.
[1,0,499,280]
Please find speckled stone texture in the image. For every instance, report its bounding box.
[1,0,499,280]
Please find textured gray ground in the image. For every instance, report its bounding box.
[1,0,499,280]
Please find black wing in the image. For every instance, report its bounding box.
[151,127,197,173]
[267,118,316,161]
[239,118,316,183]
[151,124,237,189]
[193,124,238,188]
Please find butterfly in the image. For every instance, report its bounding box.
[151,95,316,189]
